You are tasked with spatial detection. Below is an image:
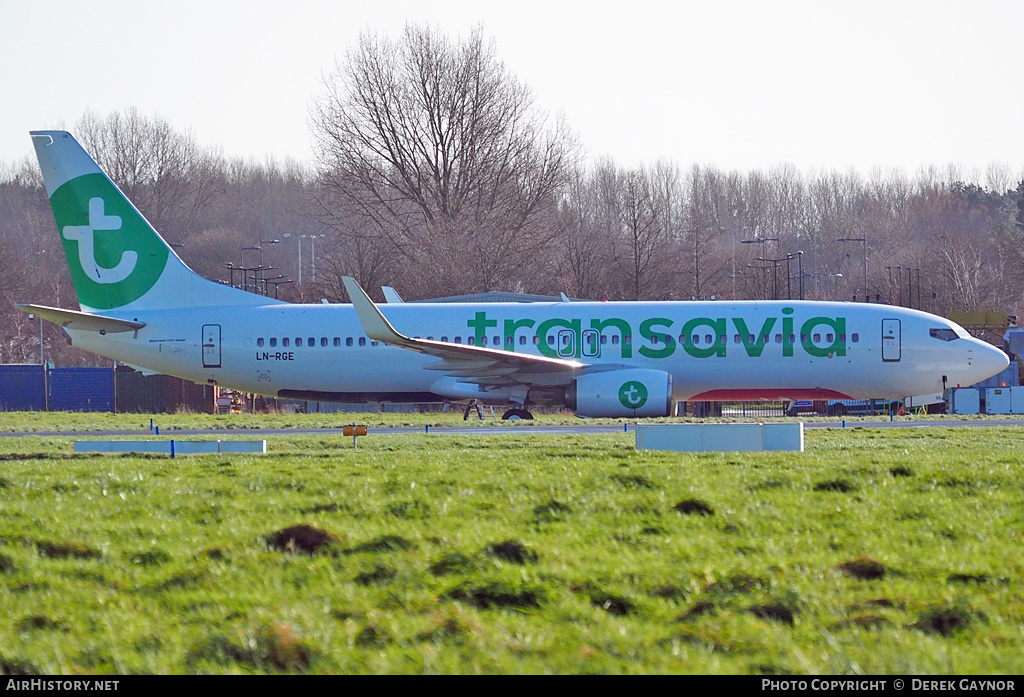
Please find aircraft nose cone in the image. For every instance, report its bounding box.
[973,341,1009,383]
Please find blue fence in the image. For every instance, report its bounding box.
[1,364,215,413]
[47,367,114,412]
[0,365,46,411]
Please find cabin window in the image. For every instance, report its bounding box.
[930,328,959,341]
[611,335,619,345]
[480,336,488,346]
[269,337,277,347]
[651,335,659,345]
[801,333,808,343]
[371,341,379,347]
[748,334,756,344]
[441,336,448,342]
[546,335,554,346]
[333,337,340,347]
[533,336,541,345]
[468,337,475,345]
[839,333,846,343]
[705,334,713,344]
[320,337,328,347]
[624,335,632,345]
[494,336,500,345]
[520,336,527,345]
[826,333,834,342]
[454,336,461,344]
[282,338,290,347]
[774,334,782,343]
[308,337,315,346]
[787,334,795,344]
[734,334,741,344]
[600,335,607,345]
[427,336,434,341]
[257,338,264,347]
[691,335,699,345]
[678,334,686,345]
[813,333,821,343]
[346,337,353,347]
[294,337,301,346]
[761,335,769,344]
[851,333,859,343]
[358,337,366,346]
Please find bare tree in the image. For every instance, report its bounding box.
[76,109,224,245]
[310,24,579,297]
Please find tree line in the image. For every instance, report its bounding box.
[2,25,1023,366]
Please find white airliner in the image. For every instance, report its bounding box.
[17,131,1009,419]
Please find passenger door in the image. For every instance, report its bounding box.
[202,324,222,368]
[881,319,901,362]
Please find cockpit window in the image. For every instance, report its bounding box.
[930,328,959,342]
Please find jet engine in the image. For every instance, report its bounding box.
[566,369,672,418]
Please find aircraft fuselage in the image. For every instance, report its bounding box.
[69,299,1003,406]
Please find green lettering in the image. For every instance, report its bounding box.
[503,318,535,352]
[801,317,847,357]
[467,311,497,346]
[536,318,581,358]
[681,317,726,358]
[732,317,776,357]
[783,308,794,357]
[639,317,675,359]
[590,317,632,359]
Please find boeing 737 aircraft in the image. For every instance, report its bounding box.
[17,131,1009,419]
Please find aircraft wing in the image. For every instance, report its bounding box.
[16,304,146,333]
[342,277,584,386]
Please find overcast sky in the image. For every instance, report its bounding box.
[2,0,1022,179]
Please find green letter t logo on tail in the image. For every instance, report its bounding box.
[50,173,168,310]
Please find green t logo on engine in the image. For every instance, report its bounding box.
[618,380,649,409]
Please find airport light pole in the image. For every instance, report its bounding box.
[301,234,326,281]
[741,237,779,259]
[241,246,261,293]
[28,312,47,410]
[787,251,803,300]
[805,272,842,300]
[757,257,783,300]
[838,237,867,302]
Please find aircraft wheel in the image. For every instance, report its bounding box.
[502,408,534,421]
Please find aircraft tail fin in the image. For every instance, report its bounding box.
[30,130,279,312]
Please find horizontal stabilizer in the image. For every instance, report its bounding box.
[15,304,145,333]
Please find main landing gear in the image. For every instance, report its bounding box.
[501,408,534,421]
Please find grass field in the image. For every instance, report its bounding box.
[0,418,1022,674]
[0,408,1009,433]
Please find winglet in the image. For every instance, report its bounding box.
[342,277,408,344]
[381,286,404,303]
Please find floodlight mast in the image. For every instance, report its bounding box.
[838,237,867,301]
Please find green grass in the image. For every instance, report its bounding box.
[1,425,1022,674]
[0,408,1014,434]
